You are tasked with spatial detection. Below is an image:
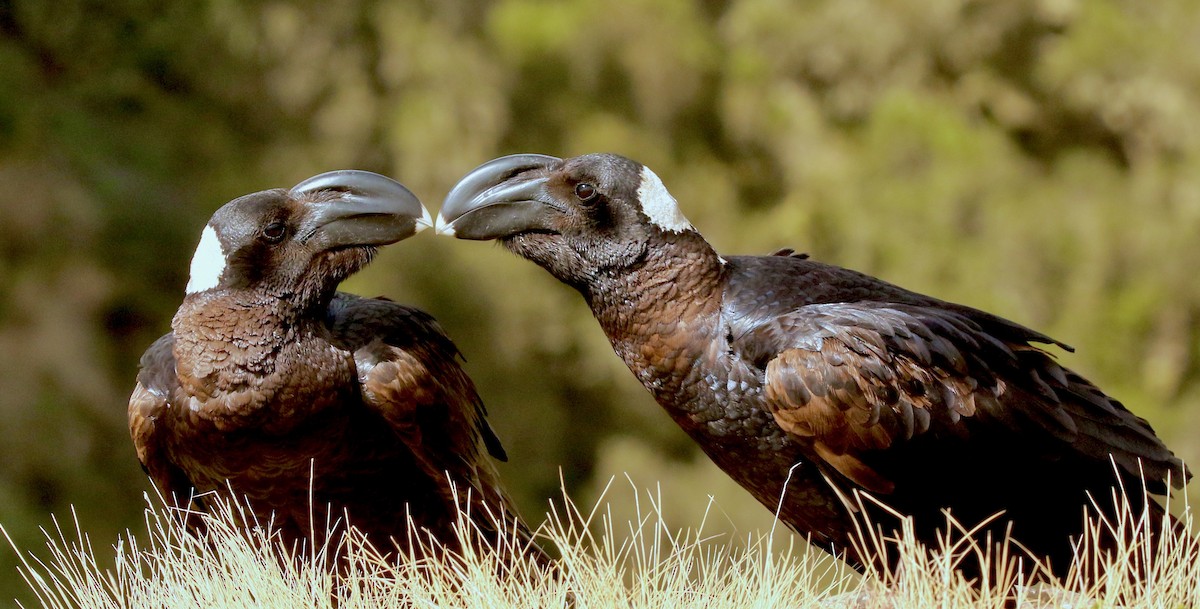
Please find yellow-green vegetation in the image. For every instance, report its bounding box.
[4,482,1197,609]
[3,0,1200,604]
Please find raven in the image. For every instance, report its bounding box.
[436,152,1189,578]
[130,170,538,560]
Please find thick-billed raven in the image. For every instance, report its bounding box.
[436,152,1189,578]
[130,170,540,560]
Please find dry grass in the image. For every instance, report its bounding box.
[2,476,1197,609]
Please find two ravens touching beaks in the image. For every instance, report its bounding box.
[130,154,1192,585]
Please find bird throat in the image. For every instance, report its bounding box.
[589,235,725,399]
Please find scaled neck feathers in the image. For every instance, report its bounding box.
[591,229,724,320]
[170,289,354,430]
[588,230,726,395]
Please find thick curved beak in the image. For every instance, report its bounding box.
[291,170,431,249]
[435,154,562,240]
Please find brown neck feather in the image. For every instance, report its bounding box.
[587,231,726,397]
[170,289,353,429]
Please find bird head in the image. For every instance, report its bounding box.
[185,170,430,306]
[435,153,698,289]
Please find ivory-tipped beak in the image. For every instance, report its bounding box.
[434,212,456,236]
[415,205,434,233]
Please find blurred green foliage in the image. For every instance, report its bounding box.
[1,0,1198,602]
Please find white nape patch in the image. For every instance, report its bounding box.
[636,166,693,233]
[185,225,227,294]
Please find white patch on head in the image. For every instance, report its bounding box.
[185,225,227,294]
[636,166,693,233]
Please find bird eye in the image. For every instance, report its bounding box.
[261,221,287,243]
[574,182,597,202]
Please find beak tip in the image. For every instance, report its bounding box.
[433,213,456,237]
[414,205,434,233]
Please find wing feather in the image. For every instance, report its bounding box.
[744,300,1188,495]
[128,334,195,504]
[326,293,534,547]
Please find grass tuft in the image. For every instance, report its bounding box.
[2,477,1196,609]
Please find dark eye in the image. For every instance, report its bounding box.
[261,221,287,243]
[574,182,597,202]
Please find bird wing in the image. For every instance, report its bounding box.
[326,293,527,537]
[739,300,1186,495]
[128,333,197,504]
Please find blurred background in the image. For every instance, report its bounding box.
[2,0,1199,602]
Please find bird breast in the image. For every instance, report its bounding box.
[172,326,359,434]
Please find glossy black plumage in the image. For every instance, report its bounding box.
[129,171,539,560]
[437,152,1190,579]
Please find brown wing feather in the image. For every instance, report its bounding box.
[358,344,515,515]
[328,294,539,554]
[128,334,195,504]
[762,332,976,494]
[752,302,1188,495]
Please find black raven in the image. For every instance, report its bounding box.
[436,152,1189,578]
[130,170,540,560]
